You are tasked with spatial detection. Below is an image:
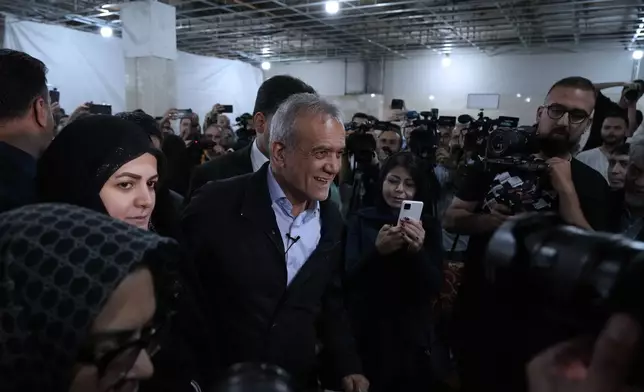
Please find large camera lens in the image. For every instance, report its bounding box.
[486,213,644,332]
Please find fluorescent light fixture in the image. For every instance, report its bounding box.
[525,97,531,103]
[370,93,375,98]
[640,23,644,28]
[441,54,451,67]
[261,61,271,70]
[100,26,113,38]
[262,47,270,54]
[429,95,435,101]
[325,1,340,14]
[634,50,644,60]
[637,28,643,36]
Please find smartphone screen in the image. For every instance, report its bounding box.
[88,104,112,115]
[175,109,193,118]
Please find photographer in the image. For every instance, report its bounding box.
[583,80,643,151]
[376,123,403,164]
[444,76,610,392]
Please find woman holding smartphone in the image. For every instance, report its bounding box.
[344,152,444,392]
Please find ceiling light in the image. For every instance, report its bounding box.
[325,1,340,14]
[262,47,270,54]
[525,97,531,103]
[516,93,522,98]
[634,50,644,60]
[640,23,644,28]
[441,54,451,67]
[100,26,113,38]
[261,61,271,70]
[429,95,435,101]
[638,28,643,36]
[370,93,375,98]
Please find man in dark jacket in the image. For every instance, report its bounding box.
[0,49,55,213]
[185,75,316,201]
[183,93,367,391]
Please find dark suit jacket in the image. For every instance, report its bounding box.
[182,163,362,388]
[186,144,252,202]
[0,142,36,214]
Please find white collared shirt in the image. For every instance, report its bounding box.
[251,139,269,173]
[267,167,321,285]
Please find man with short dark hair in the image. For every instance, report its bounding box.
[444,76,609,392]
[376,126,402,163]
[583,80,644,151]
[0,49,55,213]
[608,143,630,190]
[577,109,629,182]
[186,75,316,201]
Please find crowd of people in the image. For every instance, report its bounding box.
[1,47,643,392]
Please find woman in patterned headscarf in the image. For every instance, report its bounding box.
[0,203,179,392]
[36,115,164,232]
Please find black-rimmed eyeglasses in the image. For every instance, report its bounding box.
[543,104,591,124]
[77,321,165,391]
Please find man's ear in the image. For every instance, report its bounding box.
[536,106,544,124]
[271,141,286,167]
[254,112,266,135]
[34,97,48,128]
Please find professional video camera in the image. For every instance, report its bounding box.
[486,213,644,381]
[458,111,544,171]
[345,126,379,213]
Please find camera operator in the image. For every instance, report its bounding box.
[444,76,610,392]
[583,80,644,151]
[577,109,629,182]
[376,123,403,164]
[352,112,370,127]
[180,112,201,144]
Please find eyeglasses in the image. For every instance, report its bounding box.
[78,321,165,391]
[543,104,591,124]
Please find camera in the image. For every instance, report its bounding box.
[486,212,644,356]
[459,111,544,171]
[346,128,376,167]
[624,80,644,103]
[234,113,255,150]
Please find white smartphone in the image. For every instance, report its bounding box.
[398,200,424,224]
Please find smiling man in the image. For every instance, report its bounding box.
[183,93,367,392]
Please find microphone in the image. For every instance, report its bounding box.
[285,232,301,255]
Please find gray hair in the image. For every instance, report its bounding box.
[630,136,644,167]
[269,93,343,149]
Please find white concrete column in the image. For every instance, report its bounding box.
[121,1,177,115]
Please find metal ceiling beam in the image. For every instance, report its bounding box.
[495,2,529,48]
[268,0,406,59]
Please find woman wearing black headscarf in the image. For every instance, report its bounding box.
[344,152,444,392]
[0,203,178,392]
[36,115,212,391]
[37,115,163,231]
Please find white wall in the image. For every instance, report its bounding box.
[265,60,365,95]
[269,51,636,124]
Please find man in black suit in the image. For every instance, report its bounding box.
[183,93,368,391]
[185,75,316,201]
[0,50,55,213]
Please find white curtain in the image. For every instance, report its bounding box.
[3,15,263,120]
[175,51,263,122]
[3,14,127,114]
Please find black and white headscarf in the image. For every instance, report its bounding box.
[0,203,179,392]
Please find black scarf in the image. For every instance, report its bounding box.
[36,115,164,214]
[0,203,179,392]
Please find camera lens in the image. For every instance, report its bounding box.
[404,203,411,210]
